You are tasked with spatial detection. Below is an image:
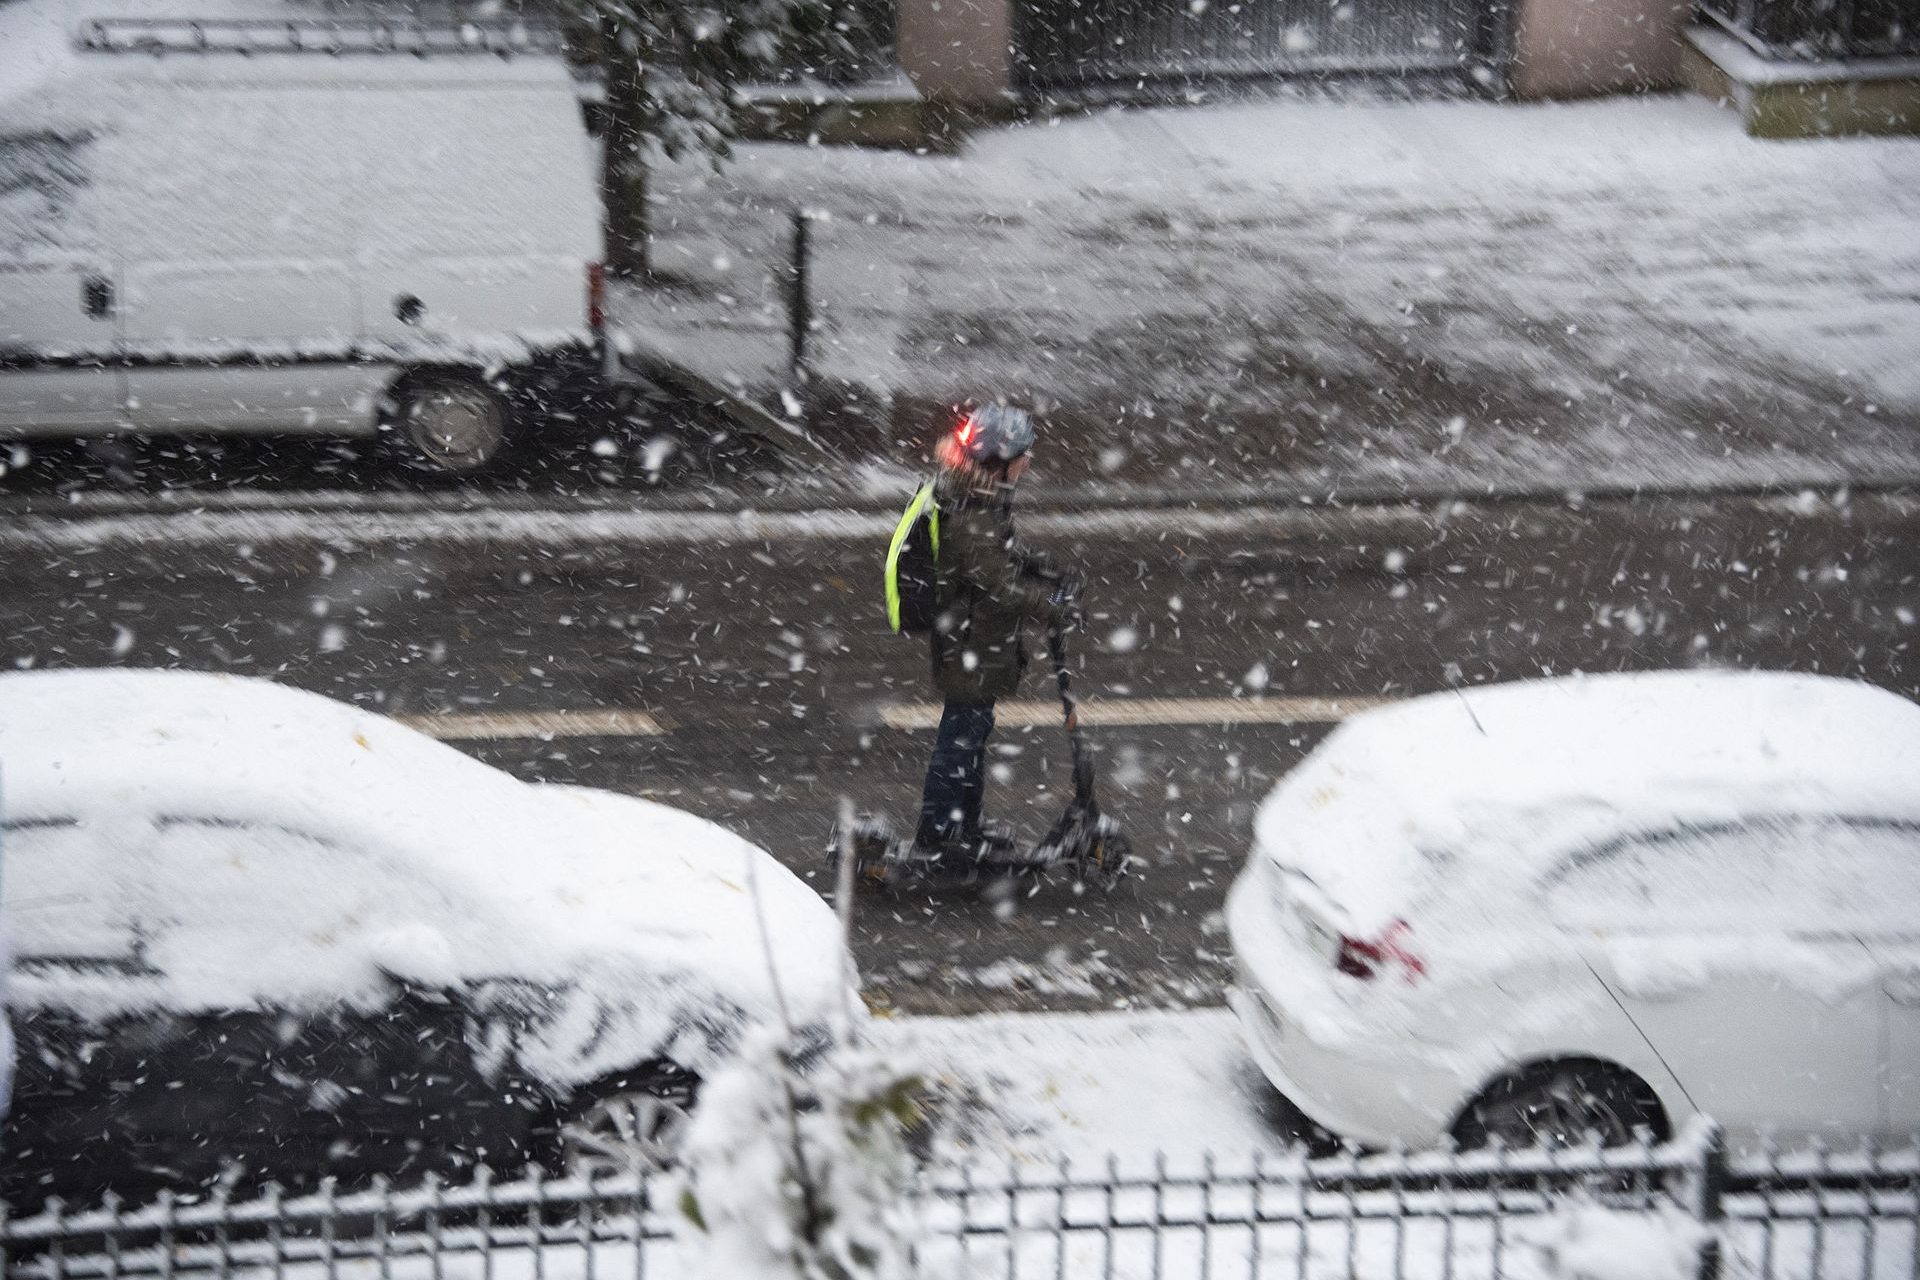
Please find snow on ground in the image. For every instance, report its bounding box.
[871,1007,1301,1167]
[627,95,1920,497]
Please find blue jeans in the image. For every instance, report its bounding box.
[916,700,996,845]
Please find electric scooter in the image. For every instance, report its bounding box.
[831,617,1133,891]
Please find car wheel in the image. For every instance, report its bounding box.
[387,375,511,475]
[1453,1061,1663,1151]
[553,1071,699,1176]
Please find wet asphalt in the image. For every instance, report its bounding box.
[4,476,1915,1017]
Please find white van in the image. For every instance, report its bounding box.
[0,9,605,473]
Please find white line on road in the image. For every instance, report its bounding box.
[392,696,1390,741]
[881,695,1395,730]
[396,708,668,740]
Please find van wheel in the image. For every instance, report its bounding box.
[1453,1060,1664,1151]
[387,375,511,474]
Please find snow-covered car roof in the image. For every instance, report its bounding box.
[0,669,855,1085]
[1254,671,1920,930]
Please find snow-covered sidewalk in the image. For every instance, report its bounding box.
[873,1007,1306,1167]
[626,94,1920,500]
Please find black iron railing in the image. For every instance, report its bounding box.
[1697,0,1918,60]
[4,1124,1917,1280]
[1015,0,1509,92]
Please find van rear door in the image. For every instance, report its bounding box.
[354,77,598,351]
[0,133,126,436]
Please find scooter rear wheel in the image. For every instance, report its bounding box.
[1079,826,1132,891]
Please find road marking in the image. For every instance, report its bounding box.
[394,696,1391,741]
[398,709,668,740]
[878,695,1396,730]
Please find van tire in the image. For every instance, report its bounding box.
[385,374,512,475]
[1452,1059,1665,1151]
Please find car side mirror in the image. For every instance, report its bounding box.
[366,922,457,990]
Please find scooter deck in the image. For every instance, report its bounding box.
[833,616,1131,893]
[835,812,1130,891]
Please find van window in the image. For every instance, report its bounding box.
[0,134,93,258]
[2,817,138,961]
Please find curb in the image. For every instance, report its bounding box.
[2,471,1916,524]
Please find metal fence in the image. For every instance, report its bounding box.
[1013,0,1508,92]
[3,1126,1916,1280]
[1696,0,1918,60]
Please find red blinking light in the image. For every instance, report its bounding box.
[956,414,976,446]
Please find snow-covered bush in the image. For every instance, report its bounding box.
[673,1026,926,1280]
[1518,1201,1709,1280]
[672,804,925,1280]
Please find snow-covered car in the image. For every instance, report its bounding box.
[1228,671,1920,1153]
[0,670,859,1209]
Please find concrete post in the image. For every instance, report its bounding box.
[896,0,1015,104]
[1509,0,1695,98]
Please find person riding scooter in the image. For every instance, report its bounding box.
[914,405,1081,860]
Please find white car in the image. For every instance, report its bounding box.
[1228,671,1920,1153]
[0,0,604,473]
[0,670,858,1209]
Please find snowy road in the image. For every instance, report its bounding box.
[3,489,1914,1014]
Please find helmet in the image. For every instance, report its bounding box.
[954,405,1035,463]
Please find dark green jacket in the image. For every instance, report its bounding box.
[928,474,1062,703]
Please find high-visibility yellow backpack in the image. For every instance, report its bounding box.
[884,482,941,635]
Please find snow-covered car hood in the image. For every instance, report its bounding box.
[0,670,860,1088]
[503,784,865,1082]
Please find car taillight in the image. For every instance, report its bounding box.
[1335,920,1425,983]
[587,261,606,332]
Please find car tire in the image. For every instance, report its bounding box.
[549,1064,701,1176]
[1452,1060,1665,1151]
[385,373,513,475]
